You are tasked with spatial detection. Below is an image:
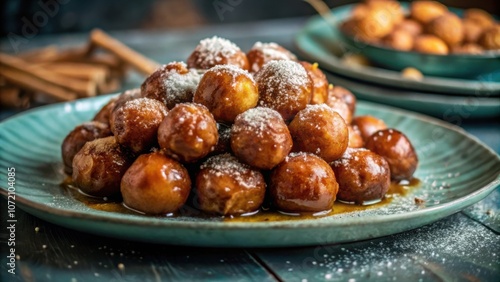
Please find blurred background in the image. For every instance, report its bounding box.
[1,0,498,36]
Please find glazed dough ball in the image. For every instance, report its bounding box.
[366,0,404,26]
[300,61,328,105]
[327,85,357,114]
[194,64,259,123]
[355,5,397,39]
[351,115,388,142]
[401,67,424,81]
[410,1,448,24]
[196,153,266,215]
[246,42,297,73]
[462,19,485,44]
[231,107,292,169]
[383,29,414,51]
[141,62,201,109]
[464,8,495,30]
[72,136,132,197]
[426,13,464,47]
[330,148,390,204]
[187,36,249,70]
[324,95,352,124]
[158,103,218,163]
[110,98,168,154]
[120,151,191,214]
[413,35,449,55]
[92,96,118,126]
[479,25,500,50]
[348,125,364,148]
[365,129,419,181]
[288,104,348,162]
[270,152,339,213]
[395,19,423,37]
[255,60,312,121]
[61,121,112,174]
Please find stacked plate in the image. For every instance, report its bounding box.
[294,4,500,118]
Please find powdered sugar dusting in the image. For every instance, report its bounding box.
[200,153,261,188]
[209,64,255,85]
[193,36,240,66]
[120,98,167,129]
[232,107,282,139]
[163,67,201,107]
[256,60,310,109]
[251,42,297,61]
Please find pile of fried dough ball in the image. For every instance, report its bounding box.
[341,0,499,55]
[62,36,418,216]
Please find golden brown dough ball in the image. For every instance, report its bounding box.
[348,125,364,148]
[255,60,313,121]
[194,64,259,123]
[324,95,352,124]
[451,43,484,55]
[464,8,495,30]
[141,62,201,109]
[330,148,390,204]
[246,42,297,73]
[110,98,168,154]
[231,107,292,169]
[72,136,133,197]
[413,35,449,55]
[365,129,418,181]
[112,88,142,113]
[383,29,414,51]
[288,104,348,162]
[366,0,404,26]
[328,85,357,114]
[158,103,218,163]
[395,19,423,37]
[426,13,464,47]
[61,121,112,175]
[92,96,117,126]
[401,67,424,81]
[351,3,369,20]
[479,25,500,50]
[355,6,397,40]
[196,153,266,215]
[462,19,485,44]
[120,151,191,214]
[351,115,388,142]
[300,62,328,105]
[410,1,448,24]
[270,152,339,213]
[187,36,249,70]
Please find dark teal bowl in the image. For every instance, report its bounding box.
[337,3,500,79]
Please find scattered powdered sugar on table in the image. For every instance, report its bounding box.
[293,213,499,281]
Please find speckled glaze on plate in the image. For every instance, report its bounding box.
[0,95,499,247]
[293,4,500,96]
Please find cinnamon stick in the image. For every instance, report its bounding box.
[0,53,97,97]
[0,86,31,109]
[90,29,160,75]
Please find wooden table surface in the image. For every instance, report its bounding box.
[1,18,499,282]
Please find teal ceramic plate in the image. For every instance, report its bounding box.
[0,95,499,247]
[325,72,500,118]
[294,4,500,96]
